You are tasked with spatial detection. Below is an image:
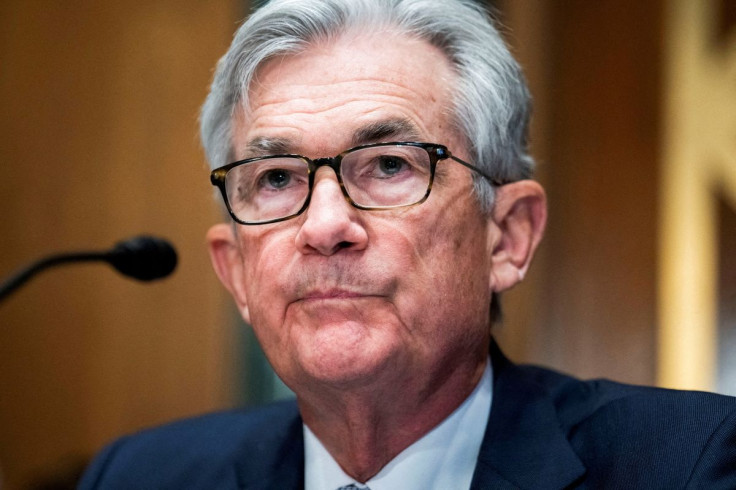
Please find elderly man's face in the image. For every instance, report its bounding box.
[209,32,509,394]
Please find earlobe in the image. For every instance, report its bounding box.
[488,180,547,292]
[206,223,251,324]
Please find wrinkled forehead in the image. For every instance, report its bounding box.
[239,29,456,116]
[230,30,460,157]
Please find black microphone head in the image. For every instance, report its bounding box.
[107,236,178,281]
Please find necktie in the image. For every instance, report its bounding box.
[337,484,371,490]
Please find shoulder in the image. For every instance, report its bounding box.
[521,364,736,432]
[79,399,301,490]
[520,364,736,486]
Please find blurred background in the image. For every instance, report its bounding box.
[0,0,734,488]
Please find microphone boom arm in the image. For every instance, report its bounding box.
[0,251,107,302]
[0,236,177,303]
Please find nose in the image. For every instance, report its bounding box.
[294,167,368,256]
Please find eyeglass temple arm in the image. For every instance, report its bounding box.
[447,155,507,187]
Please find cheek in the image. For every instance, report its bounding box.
[412,193,488,268]
[239,242,302,376]
[238,230,296,329]
[383,203,491,322]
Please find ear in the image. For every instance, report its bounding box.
[488,180,547,293]
[206,223,251,324]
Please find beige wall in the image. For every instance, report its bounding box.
[658,0,736,390]
[0,2,241,488]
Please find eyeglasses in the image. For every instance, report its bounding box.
[210,141,504,225]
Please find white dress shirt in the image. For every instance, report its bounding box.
[304,359,493,490]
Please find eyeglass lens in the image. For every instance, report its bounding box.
[223,144,433,223]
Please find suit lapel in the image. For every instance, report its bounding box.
[233,405,305,490]
[470,342,586,489]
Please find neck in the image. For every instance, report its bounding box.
[298,356,487,482]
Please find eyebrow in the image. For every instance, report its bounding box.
[240,117,423,159]
[350,118,422,147]
[242,136,293,157]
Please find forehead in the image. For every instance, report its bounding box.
[232,30,459,157]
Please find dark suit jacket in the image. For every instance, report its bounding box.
[79,343,736,489]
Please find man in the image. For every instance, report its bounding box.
[80,0,736,488]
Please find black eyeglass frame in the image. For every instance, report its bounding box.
[210,141,505,225]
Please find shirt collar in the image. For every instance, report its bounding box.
[304,358,493,490]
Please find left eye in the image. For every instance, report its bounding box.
[376,156,407,175]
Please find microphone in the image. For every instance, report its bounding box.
[0,236,178,303]
[106,236,178,281]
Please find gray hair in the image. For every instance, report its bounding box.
[200,0,533,213]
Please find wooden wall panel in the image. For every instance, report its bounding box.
[496,0,662,386]
[0,2,241,488]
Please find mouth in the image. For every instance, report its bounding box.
[300,289,371,302]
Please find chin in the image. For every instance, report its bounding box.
[290,325,401,389]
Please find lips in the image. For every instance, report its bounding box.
[300,289,374,301]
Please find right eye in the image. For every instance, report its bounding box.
[259,168,293,190]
